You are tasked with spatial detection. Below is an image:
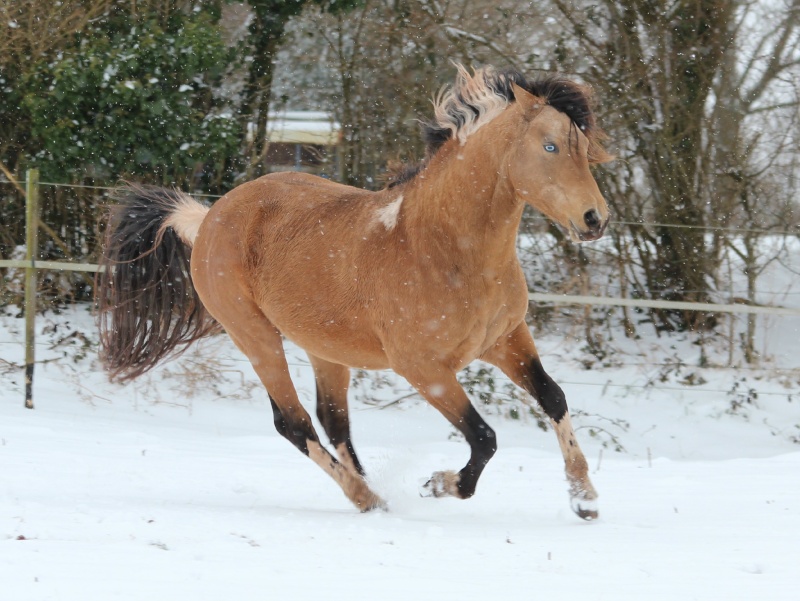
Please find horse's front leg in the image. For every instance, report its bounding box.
[397,365,497,499]
[482,322,599,520]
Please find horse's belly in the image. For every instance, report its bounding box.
[265,307,390,370]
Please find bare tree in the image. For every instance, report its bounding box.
[710,0,800,361]
[548,0,799,336]
[286,0,563,188]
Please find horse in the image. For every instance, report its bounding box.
[97,64,612,519]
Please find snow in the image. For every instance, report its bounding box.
[1,306,798,600]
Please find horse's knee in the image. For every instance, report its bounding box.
[461,403,497,457]
[536,377,567,422]
[473,421,498,462]
[522,358,568,422]
[456,405,498,498]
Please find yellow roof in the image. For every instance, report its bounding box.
[266,111,340,146]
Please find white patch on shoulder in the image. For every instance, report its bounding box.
[375,195,403,231]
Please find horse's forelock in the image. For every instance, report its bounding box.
[519,75,613,162]
[523,76,597,138]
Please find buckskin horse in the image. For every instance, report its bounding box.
[98,64,612,519]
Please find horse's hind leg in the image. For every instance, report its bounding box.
[206,295,384,511]
[483,322,598,520]
[308,354,365,477]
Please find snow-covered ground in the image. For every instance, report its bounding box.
[1,305,798,600]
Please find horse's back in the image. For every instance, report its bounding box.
[196,171,368,244]
[259,171,367,199]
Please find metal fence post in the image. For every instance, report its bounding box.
[24,168,40,409]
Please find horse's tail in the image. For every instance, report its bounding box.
[96,184,218,382]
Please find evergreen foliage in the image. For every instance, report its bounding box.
[20,11,238,187]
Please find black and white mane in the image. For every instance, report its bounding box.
[388,64,609,188]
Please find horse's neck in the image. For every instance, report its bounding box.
[402,132,523,262]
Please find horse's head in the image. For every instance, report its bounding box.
[507,82,612,243]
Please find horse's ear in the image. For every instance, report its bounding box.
[511,82,546,118]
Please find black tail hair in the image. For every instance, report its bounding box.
[96,184,217,382]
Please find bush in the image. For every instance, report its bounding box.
[21,13,239,188]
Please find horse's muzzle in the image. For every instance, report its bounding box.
[570,215,609,242]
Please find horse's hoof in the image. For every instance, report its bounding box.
[357,492,388,513]
[571,495,599,521]
[360,500,388,513]
[421,471,460,498]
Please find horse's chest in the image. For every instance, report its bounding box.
[388,265,527,363]
[466,274,528,350]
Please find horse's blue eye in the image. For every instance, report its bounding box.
[544,143,558,153]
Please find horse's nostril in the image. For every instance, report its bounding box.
[584,209,601,229]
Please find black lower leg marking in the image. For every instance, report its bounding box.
[338,439,365,476]
[520,358,567,422]
[315,389,365,475]
[270,396,317,456]
[455,403,497,498]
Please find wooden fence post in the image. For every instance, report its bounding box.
[24,168,40,409]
